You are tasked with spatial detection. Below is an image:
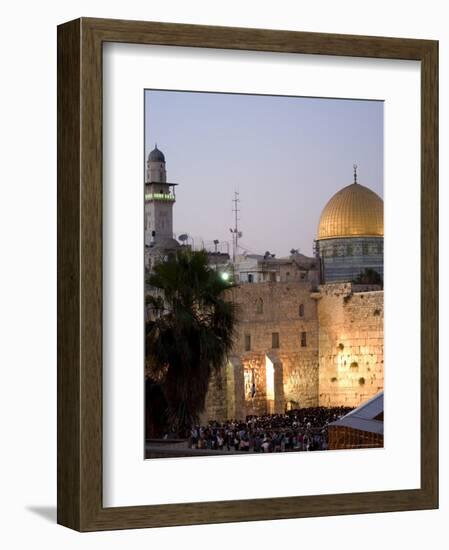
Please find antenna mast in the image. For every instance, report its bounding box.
[230,191,241,262]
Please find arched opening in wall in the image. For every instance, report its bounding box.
[265,355,275,415]
[255,297,263,314]
[299,303,304,317]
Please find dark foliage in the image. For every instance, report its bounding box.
[145,250,237,436]
[145,377,169,438]
[353,268,382,285]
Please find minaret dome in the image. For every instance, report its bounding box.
[146,145,167,183]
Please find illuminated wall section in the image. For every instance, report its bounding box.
[317,283,384,407]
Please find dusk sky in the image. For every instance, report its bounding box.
[145,90,383,257]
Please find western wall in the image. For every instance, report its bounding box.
[203,281,384,422]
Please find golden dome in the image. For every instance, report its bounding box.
[317,183,383,240]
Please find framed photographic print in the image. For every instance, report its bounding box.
[57,17,438,531]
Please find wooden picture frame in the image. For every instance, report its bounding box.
[57,17,438,531]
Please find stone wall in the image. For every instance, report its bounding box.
[202,281,384,421]
[317,283,384,407]
[233,282,319,415]
[201,356,246,423]
[201,364,228,423]
[203,282,320,421]
[279,350,319,408]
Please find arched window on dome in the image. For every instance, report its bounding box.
[255,297,263,314]
[299,304,305,318]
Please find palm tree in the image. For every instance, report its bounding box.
[145,249,237,436]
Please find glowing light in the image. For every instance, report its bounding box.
[221,272,230,281]
[145,193,175,201]
[265,355,275,401]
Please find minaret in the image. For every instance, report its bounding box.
[144,145,178,246]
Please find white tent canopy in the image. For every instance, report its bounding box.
[329,391,384,435]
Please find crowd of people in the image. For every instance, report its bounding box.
[186,407,354,453]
